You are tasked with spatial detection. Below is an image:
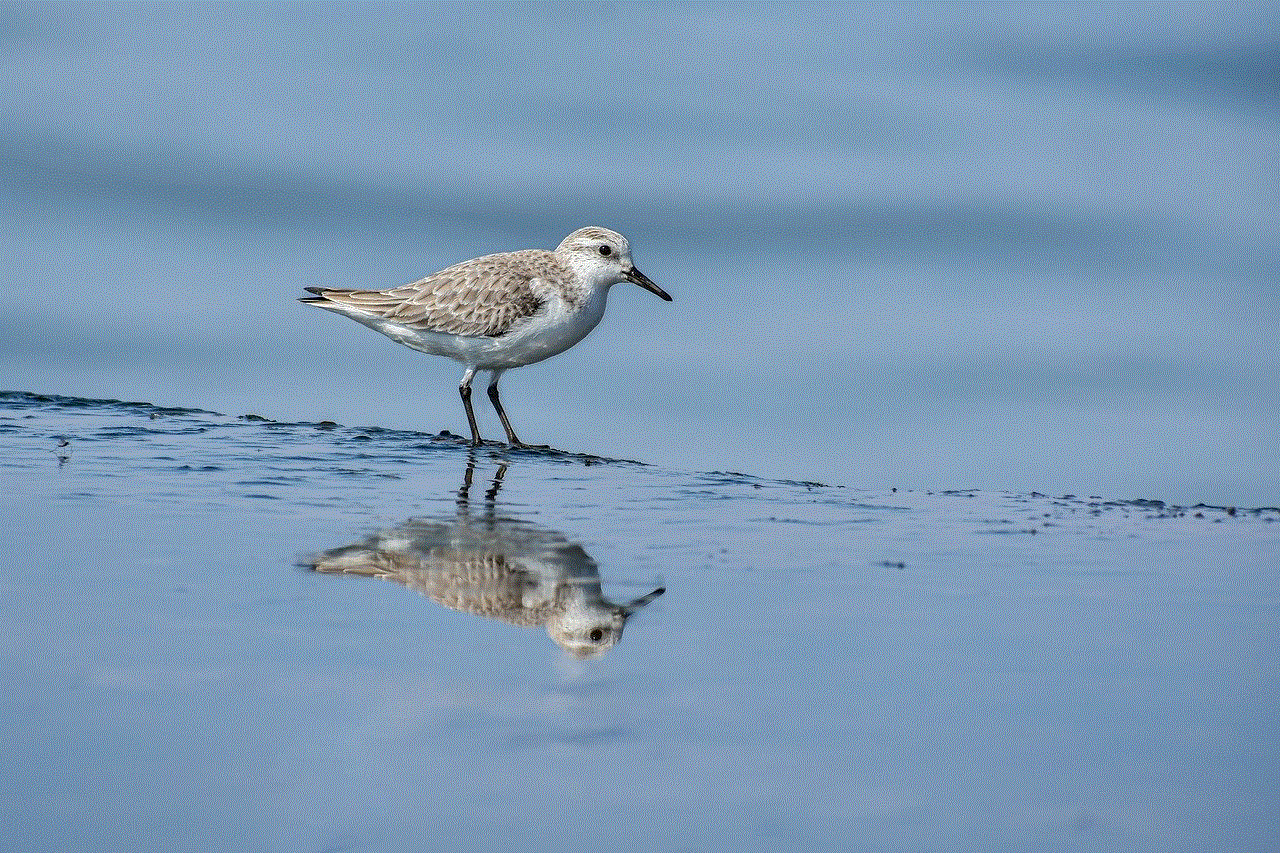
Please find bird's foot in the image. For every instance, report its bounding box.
[509,441,554,451]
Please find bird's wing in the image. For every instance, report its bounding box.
[308,545,552,627]
[305,250,554,338]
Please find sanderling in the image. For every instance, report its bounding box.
[301,226,671,447]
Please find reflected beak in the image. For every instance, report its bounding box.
[621,586,666,615]
[624,267,672,301]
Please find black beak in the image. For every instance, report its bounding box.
[624,266,672,301]
[621,586,666,615]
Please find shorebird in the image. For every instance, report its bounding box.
[300,226,671,447]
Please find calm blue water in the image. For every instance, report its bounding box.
[6,8,1279,849]
[2,391,1277,852]
[4,2,1278,505]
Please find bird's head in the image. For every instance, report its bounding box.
[557,226,672,301]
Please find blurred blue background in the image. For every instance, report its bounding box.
[3,1,1277,505]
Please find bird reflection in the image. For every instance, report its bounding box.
[306,457,664,657]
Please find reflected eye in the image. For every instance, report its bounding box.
[598,245,612,257]
[589,628,605,643]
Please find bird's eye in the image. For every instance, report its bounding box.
[598,245,612,257]
[589,628,605,643]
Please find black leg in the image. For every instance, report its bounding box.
[487,379,523,446]
[459,376,481,446]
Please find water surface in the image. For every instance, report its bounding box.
[3,391,1276,852]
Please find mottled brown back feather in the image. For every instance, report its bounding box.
[305,249,568,338]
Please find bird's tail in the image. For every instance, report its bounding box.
[299,286,351,305]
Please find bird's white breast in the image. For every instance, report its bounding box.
[385,284,611,370]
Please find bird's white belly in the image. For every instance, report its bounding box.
[386,288,610,370]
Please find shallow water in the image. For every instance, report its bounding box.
[3,391,1277,852]
[3,3,1278,505]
